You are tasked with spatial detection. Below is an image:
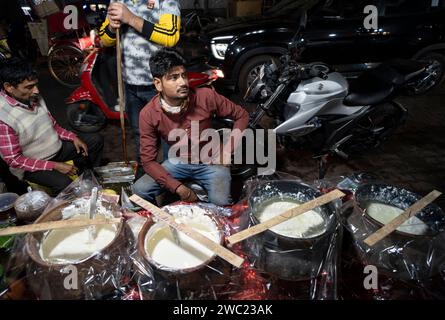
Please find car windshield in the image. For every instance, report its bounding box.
[264,0,322,17]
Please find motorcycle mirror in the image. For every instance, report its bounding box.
[299,10,308,31]
[289,9,308,51]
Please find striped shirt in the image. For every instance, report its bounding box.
[0,91,76,172]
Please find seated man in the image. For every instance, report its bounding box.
[0,58,104,196]
[133,48,249,206]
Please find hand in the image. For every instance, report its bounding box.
[54,162,78,176]
[73,137,88,156]
[107,2,135,28]
[176,185,198,202]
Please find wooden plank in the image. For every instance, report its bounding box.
[227,189,345,245]
[364,190,442,246]
[0,218,122,236]
[129,195,244,268]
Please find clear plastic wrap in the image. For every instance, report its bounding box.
[230,172,343,300]
[129,202,235,300]
[325,175,445,299]
[14,188,52,223]
[126,172,342,300]
[1,171,135,300]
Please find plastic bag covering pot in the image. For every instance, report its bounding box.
[130,202,235,300]
[344,184,445,281]
[2,172,134,300]
[230,172,343,300]
[323,175,445,299]
[14,190,52,223]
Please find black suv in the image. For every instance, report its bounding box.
[205,0,445,94]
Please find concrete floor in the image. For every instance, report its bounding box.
[37,62,445,208]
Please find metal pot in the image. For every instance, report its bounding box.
[0,193,18,224]
[348,183,445,281]
[246,180,338,281]
[137,204,231,293]
[14,190,52,223]
[25,197,130,299]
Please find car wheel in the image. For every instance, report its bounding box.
[409,52,445,95]
[67,102,107,133]
[238,55,278,97]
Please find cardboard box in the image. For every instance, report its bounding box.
[32,0,61,18]
[228,0,262,17]
[27,21,49,55]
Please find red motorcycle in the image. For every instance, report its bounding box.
[65,40,223,133]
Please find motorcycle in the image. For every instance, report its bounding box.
[234,11,431,179]
[65,45,224,133]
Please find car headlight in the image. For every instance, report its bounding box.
[210,36,234,60]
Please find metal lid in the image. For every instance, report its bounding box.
[0,193,19,212]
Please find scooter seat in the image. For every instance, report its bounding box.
[344,72,394,106]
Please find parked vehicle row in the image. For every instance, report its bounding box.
[204,0,445,95]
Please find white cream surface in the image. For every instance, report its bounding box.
[366,202,428,235]
[256,200,326,238]
[39,214,118,264]
[145,212,220,270]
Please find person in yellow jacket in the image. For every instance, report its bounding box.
[99,0,180,167]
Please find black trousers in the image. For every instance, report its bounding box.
[24,134,104,196]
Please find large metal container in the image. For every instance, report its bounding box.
[137,204,231,294]
[347,183,445,281]
[245,180,338,281]
[25,197,130,299]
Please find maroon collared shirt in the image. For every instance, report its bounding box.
[139,87,249,193]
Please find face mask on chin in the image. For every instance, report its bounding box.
[160,96,189,115]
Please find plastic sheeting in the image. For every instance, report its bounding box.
[319,174,445,299]
[128,172,343,300]
[1,171,134,300]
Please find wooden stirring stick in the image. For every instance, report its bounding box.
[129,195,244,268]
[0,218,122,237]
[364,190,442,246]
[227,189,345,245]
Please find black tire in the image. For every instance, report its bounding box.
[67,102,107,133]
[409,52,445,95]
[238,55,278,97]
[48,44,84,87]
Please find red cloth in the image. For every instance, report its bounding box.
[139,87,249,193]
[0,91,77,173]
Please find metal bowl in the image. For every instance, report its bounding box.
[246,180,338,281]
[25,198,129,299]
[348,183,445,280]
[137,204,231,291]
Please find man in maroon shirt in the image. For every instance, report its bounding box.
[133,48,249,205]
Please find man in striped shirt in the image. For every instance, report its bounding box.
[0,58,104,196]
[99,0,181,166]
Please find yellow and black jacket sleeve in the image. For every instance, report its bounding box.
[99,14,180,48]
[142,13,180,47]
[98,18,117,47]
